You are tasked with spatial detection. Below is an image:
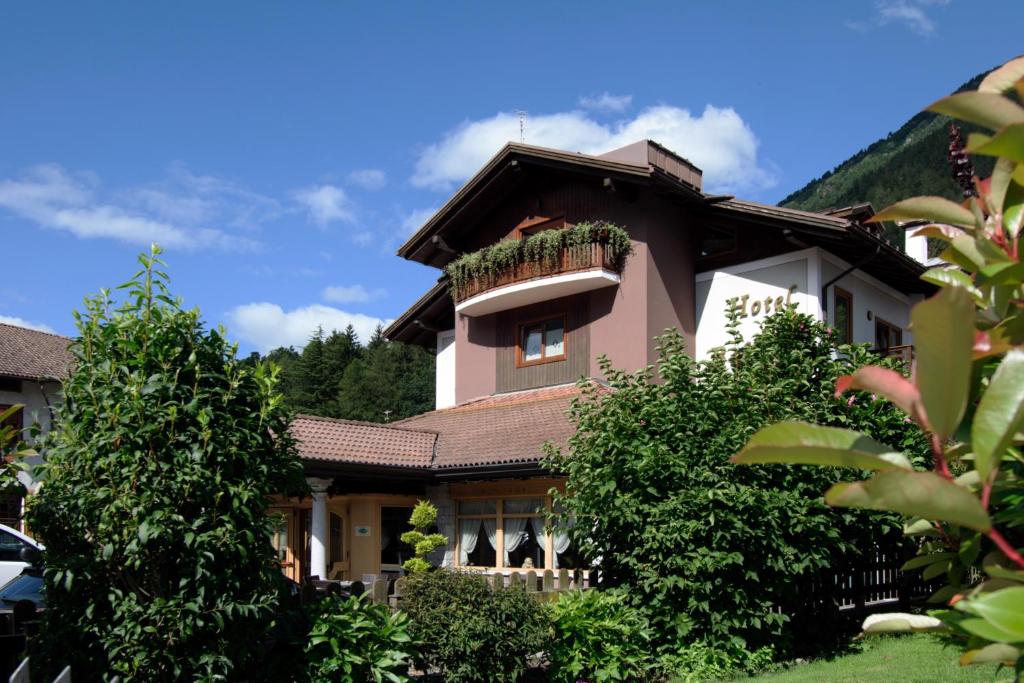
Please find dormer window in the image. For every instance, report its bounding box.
[517,316,566,367]
[516,215,566,240]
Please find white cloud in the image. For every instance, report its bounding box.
[321,284,387,304]
[226,302,389,352]
[0,164,259,251]
[292,184,355,227]
[850,0,950,35]
[578,92,633,113]
[346,169,387,190]
[0,315,56,334]
[411,105,775,195]
[399,206,439,238]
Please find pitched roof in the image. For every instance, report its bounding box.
[291,415,436,468]
[291,383,595,473]
[393,383,588,469]
[0,323,73,381]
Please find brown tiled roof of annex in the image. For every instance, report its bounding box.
[0,323,73,381]
[291,415,437,468]
[392,383,598,470]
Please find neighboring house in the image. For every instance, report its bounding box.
[0,323,72,531]
[273,140,933,584]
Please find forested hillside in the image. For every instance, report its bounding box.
[249,325,434,423]
[779,71,995,237]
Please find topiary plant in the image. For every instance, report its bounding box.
[400,500,447,574]
[27,245,309,681]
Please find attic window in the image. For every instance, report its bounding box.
[516,216,566,239]
[699,226,737,258]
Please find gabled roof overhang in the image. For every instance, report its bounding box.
[397,142,704,268]
[706,199,933,295]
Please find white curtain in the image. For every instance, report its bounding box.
[482,518,498,556]
[459,519,480,565]
[440,518,455,568]
[552,518,573,568]
[503,499,545,567]
[502,517,528,566]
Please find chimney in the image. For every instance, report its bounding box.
[597,140,703,192]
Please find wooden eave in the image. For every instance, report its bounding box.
[397,142,666,267]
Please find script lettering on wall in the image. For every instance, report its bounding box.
[727,284,799,319]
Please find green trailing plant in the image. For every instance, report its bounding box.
[27,246,309,681]
[545,588,658,683]
[732,56,1024,674]
[401,569,549,683]
[444,221,633,298]
[544,308,928,664]
[304,594,414,683]
[400,500,447,573]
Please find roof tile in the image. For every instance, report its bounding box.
[0,323,73,381]
[291,415,436,468]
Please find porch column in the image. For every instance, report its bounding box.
[307,477,332,580]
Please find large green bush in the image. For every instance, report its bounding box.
[545,309,929,662]
[304,594,414,683]
[545,588,657,682]
[401,569,548,682]
[734,56,1024,671]
[28,247,308,681]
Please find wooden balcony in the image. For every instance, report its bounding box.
[453,241,622,317]
[874,344,914,364]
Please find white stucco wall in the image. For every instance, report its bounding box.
[820,253,914,348]
[0,379,60,491]
[694,247,915,360]
[695,249,818,359]
[435,329,456,410]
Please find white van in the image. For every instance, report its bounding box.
[0,524,43,588]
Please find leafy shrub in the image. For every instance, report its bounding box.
[401,569,548,682]
[545,308,929,662]
[663,640,774,682]
[400,500,447,574]
[445,221,633,297]
[546,589,657,682]
[27,247,308,681]
[305,594,414,683]
[733,56,1024,670]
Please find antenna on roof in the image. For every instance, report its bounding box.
[516,110,527,143]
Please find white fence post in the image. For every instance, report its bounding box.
[9,658,29,683]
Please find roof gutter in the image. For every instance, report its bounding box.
[821,241,881,314]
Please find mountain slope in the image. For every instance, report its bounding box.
[779,73,995,226]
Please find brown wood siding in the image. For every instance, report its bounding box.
[495,294,590,393]
[453,174,631,254]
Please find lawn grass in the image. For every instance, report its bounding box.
[732,635,1013,683]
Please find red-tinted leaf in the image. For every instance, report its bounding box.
[835,366,928,430]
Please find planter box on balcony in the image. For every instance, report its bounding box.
[453,242,622,317]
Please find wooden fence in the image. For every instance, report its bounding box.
[8,658,105,683]
[776,543,957,618]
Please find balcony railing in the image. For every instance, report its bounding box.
[452,241,620,305]
[874,344,914,364]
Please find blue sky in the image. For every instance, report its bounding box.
[1,1,1020,353]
